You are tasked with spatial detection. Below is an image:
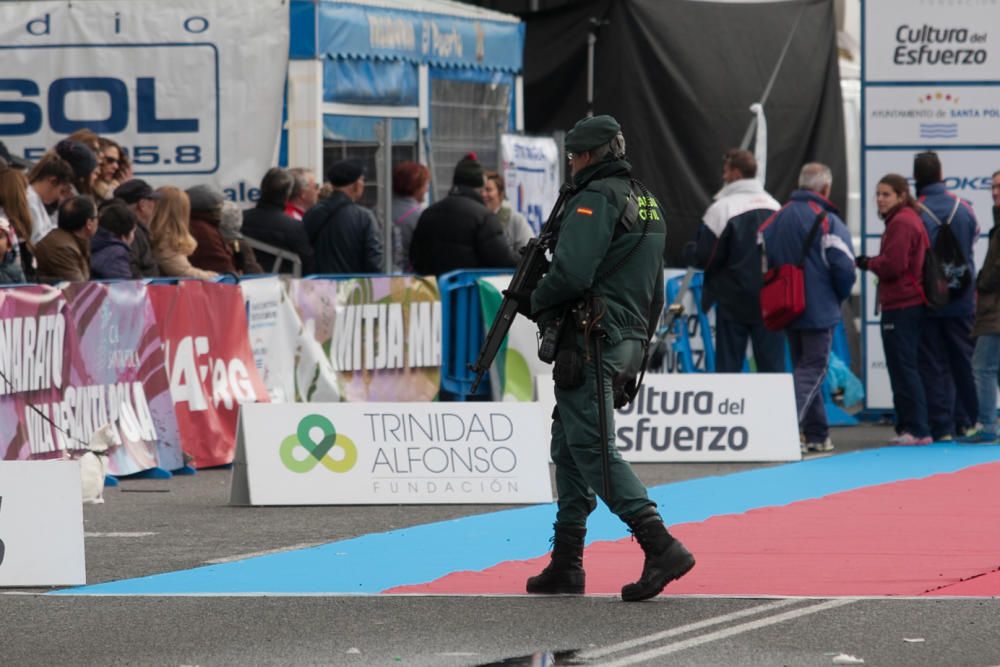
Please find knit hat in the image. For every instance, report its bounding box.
[54,139,98,182]
[452,152,485,189]
[564,115,621,154]
[219,201,244,241]
[186,184,225,212]
[327,160,364,187]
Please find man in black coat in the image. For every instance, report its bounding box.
[242,167,315,275]
[409,153,519,276]
[303,160,383,274]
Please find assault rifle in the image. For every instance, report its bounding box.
[469,183,576,393]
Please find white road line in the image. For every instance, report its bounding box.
[598,599,855,667]
[578,599,801,660]
[84,532,158,538]
[203,542,327,564]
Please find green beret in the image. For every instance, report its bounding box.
[564,114,621,153]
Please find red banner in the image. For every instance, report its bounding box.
[148,281,268,468]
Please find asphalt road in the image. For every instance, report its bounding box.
[3,422,999,667]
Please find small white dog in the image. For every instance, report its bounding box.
[77,423,117,504]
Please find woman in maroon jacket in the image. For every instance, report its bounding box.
[856,173,932,445]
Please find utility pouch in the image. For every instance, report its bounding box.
[553,345,585,390]
[612,374,638,409]
[552,321,585,390]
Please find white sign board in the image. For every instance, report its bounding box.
[0,462,85,586]
[861,0,1000,410]
[864,2,999,82]
[500,134,561,235]
[0,0,289,203]
[537,373,801,462]
[232,403,553,505]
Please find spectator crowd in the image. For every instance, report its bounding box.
[5,130,1000,450]
[0,131,525,287]
[691,147,1000,450]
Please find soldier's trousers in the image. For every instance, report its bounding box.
[551,336,654,527]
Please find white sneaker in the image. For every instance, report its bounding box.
[807,437,834,452]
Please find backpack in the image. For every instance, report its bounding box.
[920,198,971,301]
[921,236,950,310]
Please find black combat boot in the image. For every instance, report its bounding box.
[621,507,695,602]
[526,523,586,594]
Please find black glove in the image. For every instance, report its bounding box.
[855,255,869,271]
[503,288,534,319]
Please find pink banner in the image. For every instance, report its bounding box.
[0,282,182,476]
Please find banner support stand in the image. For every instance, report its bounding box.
[122,467,173,480]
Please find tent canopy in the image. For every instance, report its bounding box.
[522,0,845,265]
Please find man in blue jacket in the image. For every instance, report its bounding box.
[914,152,979,440]
[760,163,856,453]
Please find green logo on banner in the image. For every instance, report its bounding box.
[279,414,357,473]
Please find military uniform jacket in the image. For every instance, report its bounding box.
[531,158,665,346]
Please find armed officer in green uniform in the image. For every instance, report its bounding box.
[525,115,695,602]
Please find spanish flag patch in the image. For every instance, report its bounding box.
[576,207,593,216]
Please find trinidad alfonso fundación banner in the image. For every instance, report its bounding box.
[231,403,553,506]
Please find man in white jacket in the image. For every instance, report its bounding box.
[685,149,783,373]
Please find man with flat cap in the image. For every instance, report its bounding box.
[304,159,383,274]
[523,114,695,602]
[409,152,518,276]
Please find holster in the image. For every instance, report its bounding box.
[552,320,585,390]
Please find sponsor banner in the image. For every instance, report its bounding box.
[866,86,1000,147]
[0,286,70,461]
[148,281,268,469]
[240,276,298,403]
[863,149,998,236]
[476,275,548,402]
[865,1,998,82]
[0,283,179,475]
[500,134,561,235]
[537,373,800,462]
[863,0,999,411]
[231,402,552,505]
[0,461,85,586]
[0,0,288,203]
[288,276,441,402]
[60,281,183,474]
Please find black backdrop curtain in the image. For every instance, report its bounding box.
[522,0,845,266]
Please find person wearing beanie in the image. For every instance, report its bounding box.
[408,152,518,276]
[913,151,980,440]
[54,139,98,197]
[219,200,263,274]
[186,184,237,275]
[303,159,383,274]
[960,169,1000,444]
